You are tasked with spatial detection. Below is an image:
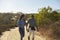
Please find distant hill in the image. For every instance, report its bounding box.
[56,9,60,13]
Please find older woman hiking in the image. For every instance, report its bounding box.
[16,14,27,40]
[27,15,37,40]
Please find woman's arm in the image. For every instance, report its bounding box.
[16,20,21,27]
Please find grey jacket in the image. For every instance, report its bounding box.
[28,18,37,27]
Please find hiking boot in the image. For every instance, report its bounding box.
[32,38,34,40]
[28,36,30,40]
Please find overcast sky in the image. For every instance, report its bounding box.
[0,0,60,13]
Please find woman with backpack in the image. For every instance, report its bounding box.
[27,15,37,40]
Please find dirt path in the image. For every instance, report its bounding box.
[0,27,46,40]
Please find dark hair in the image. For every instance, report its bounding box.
[20,14,25,20]
[31,15,34,18]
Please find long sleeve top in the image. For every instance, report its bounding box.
[16,19,26,28]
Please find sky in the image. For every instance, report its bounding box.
[0,0,60,13]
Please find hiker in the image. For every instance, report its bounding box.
[16,14,27,40]
[27,15,37,40]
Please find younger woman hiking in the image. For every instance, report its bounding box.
[16,14,26,40]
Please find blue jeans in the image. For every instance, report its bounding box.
[19,28,25,40]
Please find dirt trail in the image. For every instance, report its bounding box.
[0,27,46,40]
